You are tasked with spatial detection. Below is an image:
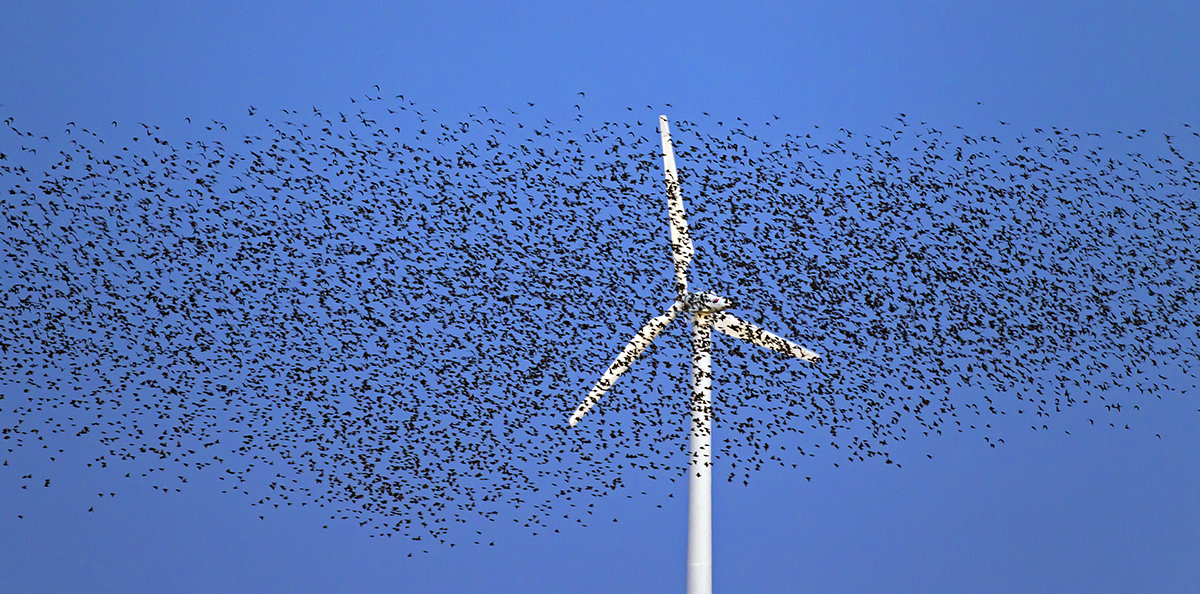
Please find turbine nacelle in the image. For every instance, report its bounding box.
[679,291,733,314]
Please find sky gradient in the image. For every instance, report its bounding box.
[2,2,1199,593]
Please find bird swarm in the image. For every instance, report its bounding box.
[1,96,1197,545]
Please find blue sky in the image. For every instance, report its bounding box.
[2,2,1199,593]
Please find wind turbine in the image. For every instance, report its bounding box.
[567,116,822,594]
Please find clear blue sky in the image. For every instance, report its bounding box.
[2,2,1199,592]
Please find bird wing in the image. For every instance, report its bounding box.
[710,311,820,363]
[568,301,685,427]
[660,116,694,297]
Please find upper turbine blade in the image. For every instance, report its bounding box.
[660,115,694,297]
[710,311,821,363]
[568,301,685,427]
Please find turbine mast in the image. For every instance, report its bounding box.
[688,312,714,594]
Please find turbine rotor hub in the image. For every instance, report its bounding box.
[680,291,733,313]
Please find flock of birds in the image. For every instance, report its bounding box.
[1,93,1198,547]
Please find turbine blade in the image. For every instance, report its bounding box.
[568,301,684,427]
[710,311,821,363]
[660,115,694,296]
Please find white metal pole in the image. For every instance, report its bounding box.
[688,313,713,594]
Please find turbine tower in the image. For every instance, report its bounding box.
[567,116,822,594]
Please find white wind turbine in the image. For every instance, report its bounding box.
[567,116,821,594]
